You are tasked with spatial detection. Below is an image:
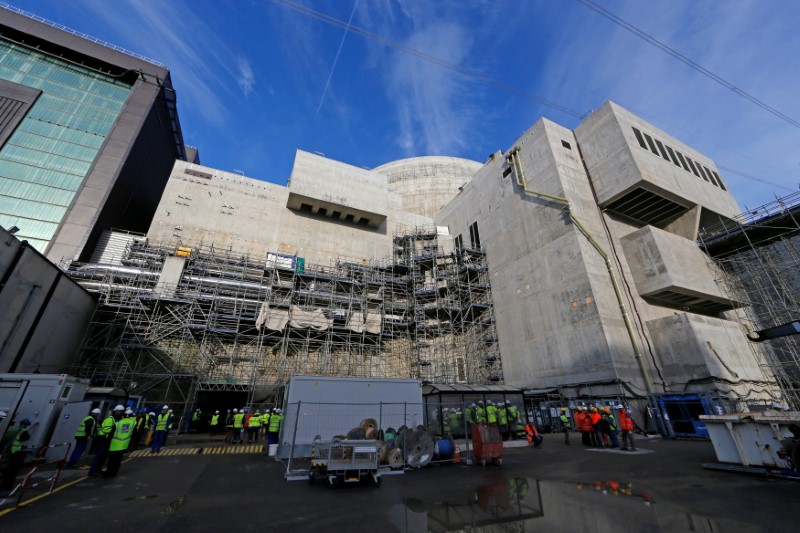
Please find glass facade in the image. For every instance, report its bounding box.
[0,40,132,252]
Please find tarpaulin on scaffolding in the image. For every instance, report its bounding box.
[289,305,331,330]
[346,311,382,333]
[255,303,289,332]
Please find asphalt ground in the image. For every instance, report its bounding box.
[1,437,799,532]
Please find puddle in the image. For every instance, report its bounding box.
[391,478,724,532]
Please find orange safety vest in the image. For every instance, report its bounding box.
[524,423,539,437]
[577,413,592,432]
[590,412,601,426]
[619,411,633,431]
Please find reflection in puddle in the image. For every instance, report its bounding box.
[393,478,722,532]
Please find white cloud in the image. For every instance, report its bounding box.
[237,58,256,97]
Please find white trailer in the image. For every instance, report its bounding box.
[700,412,800,476]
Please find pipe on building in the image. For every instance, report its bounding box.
[506,147,655,395]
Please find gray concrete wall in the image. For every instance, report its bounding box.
[620,225,730,303]
[0,226,95,373]
[147,159,432,266]
[647,313,768,388]
[437,119,642,392]
[575,101,740,222]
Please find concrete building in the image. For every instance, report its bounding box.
[65,97,781,420]
[0,6,186,263]
[437,101,774,410]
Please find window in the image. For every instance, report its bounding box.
[643,133,659,155]
[686,157,701,178]
[703,166,719,187]
[502,167,512,178]
[697,165,710,182]
[632,127,647,149]
[344,214,355,223]
[317,207,327,216]
[455,234,463,250]
[655,139,671,161]
[358,217,371,226]
[300,203,313,212]
[675,151,691,172]
[469,221,481,249]
[561,140,572,150]
[712,170,727,191]
[665,146,681,168]
[332,211,341,219]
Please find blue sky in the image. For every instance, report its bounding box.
[8,0,800,211]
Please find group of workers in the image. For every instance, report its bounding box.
[438,400,523,441]
[222,407,283,445]
[570,405,636,451]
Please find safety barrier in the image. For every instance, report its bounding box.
[1,442,71,507]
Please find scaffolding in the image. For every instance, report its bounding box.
[698,190,800,410]
[66,226,502,415]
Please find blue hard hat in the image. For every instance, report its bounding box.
[140,408,148,413]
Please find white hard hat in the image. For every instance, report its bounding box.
[91,408,101,414]
[113,405,125,411]
[125,409,133,415]
[215,410,219,413]
[149,412,156,416]
[162,405,169,410]
[233,408,238,413]
[506,400,512,405]
[0,410,7,418]
[168,409,173,413]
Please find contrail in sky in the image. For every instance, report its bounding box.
[317,0,359,113]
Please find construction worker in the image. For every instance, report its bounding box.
[0,418,32,492]
[131,408,147,451]
[559,407,571,445]
[524,420,542,447]
[105,408,135,478]
[603,407,620,448]
[191,408,203,432]
[618,405,636,451]
[210,410,220,435]
[465,403,475,436]
[449,408,461,437]
[247,411,261,444]
[506,401,521,440]
[260,410,270,440]
[90,405,123,476]
[575,407,591,446]
[442,408,451,436]
[475,401,487,424]
[224,409,234,442]
[151,405,172,454]
[267,408,282,445]
[486,401,498,426]
[67,407,100,467]
[497,402,509,440]
[144,412,156,446]
[589,406,603,447]
[233,408,245,444]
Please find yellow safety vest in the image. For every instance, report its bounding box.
[156,413,170,431]
[210,415,219,426]
[249,415,261,428]
[109,417,136,452]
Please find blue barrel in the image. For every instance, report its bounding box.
[436,437,454,459]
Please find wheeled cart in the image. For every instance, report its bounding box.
[471,424,503,466]
[308,438,382,488]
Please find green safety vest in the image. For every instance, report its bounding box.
[75,415,95,438]
[465,408,474,424]
[192,411,200,421]
[560,414,571,428]
[498,408,508,425]
[249,415,261,428]
[475,407,486,423]
[10,428,29,454]
[261,414,270,426]
[109,417,135,452]
[487,405,498,424]
[156,413,170,431]
[508,406,520,423]
[233,413,245,428]
[606,414,617,431]
[210,415,219,426]
[98,416,115,438]
[268,413,282,432]
[448,413,459,429]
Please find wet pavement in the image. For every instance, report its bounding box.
[1,437,799,531]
